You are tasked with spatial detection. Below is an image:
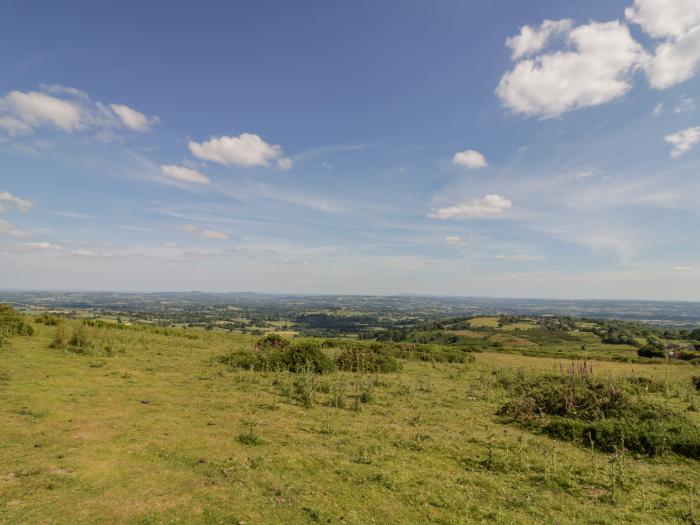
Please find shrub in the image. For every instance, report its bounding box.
[35,313,60,326]
[223,340,335,374]
[50,324,94,354]
[256,333,291,351]
[0,304,33,337]
[637,345,666,358]
[692,376,700,391]
[49,324,71,349]
[336,347,401,373]
[497,373,700,459]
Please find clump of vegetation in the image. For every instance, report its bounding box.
[222,337,335,373]
[50,324,94,354]
[237,420,263,445]
[0,304,34,338]
[35,313,60,326]
[255,333,291,351]
[637,338,666,358]
[336,347,401,373]
[391,342,476,363]
[497,370,700,459]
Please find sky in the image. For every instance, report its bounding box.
[1,0,699,300]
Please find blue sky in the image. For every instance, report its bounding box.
[1,0,699,299]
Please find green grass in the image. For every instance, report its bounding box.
[0,321,698,524]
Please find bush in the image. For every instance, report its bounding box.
[50,324,94,354]
[223,339,335,374]
[637,345,666,358]
[497,373,700,459]
[336,347,401,373]
[35,313,60,326]
[256,333,291,351]
[0,304,33,337]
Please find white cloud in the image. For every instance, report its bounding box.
[453,149,487,169]
[201,230,229,240]
[644,26,700,89]
[625,0,700,39]
[0,116,33,136]
[0,219,29,238]
[626,1,700,89]
[506,19,573,60]
[0,191,33,213]
[189,133,292,169]
[671,265,694,271]
[664,126,700,158]
[444,235,466,245]
[109,103,158,132]
[70,249,117,258]
[428,194,512,220]
[178,223,229,240]
[2,90,82,131]
[0,86,157,140]
[160,164,210,185]
[652,102,665,116]
[496,253,544,261]
[497,21,646,118]
[572,169,601,180]
[18,242,62,251]
[674,95,696,113]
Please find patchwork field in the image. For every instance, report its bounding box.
[1,319,699,524]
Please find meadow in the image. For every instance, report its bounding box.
[0,313,699,524]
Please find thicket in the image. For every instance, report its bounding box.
[223,338,335,373]
[496,369,700,459]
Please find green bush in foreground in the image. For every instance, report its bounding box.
[223,338,335,373]
[497,372,700,459]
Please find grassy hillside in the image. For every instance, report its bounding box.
[1,318,699,524]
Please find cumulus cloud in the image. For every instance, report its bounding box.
[625,0,700,89]
[625,0,700,39]
[160,164,210,185]
[497,21,646,118]
[178,223,229,240]
[0,219,29,238]
[671,265,694,271]
[506,19,573,60]
[0,191,33,213]
[2,90,82,131]
[189,133,292,169]
[428,194,512,220]
[453,149,487,169]
[0,86,158,138]
[644,26,700,89]
[664,126,700,158]
[110,103,158,132]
